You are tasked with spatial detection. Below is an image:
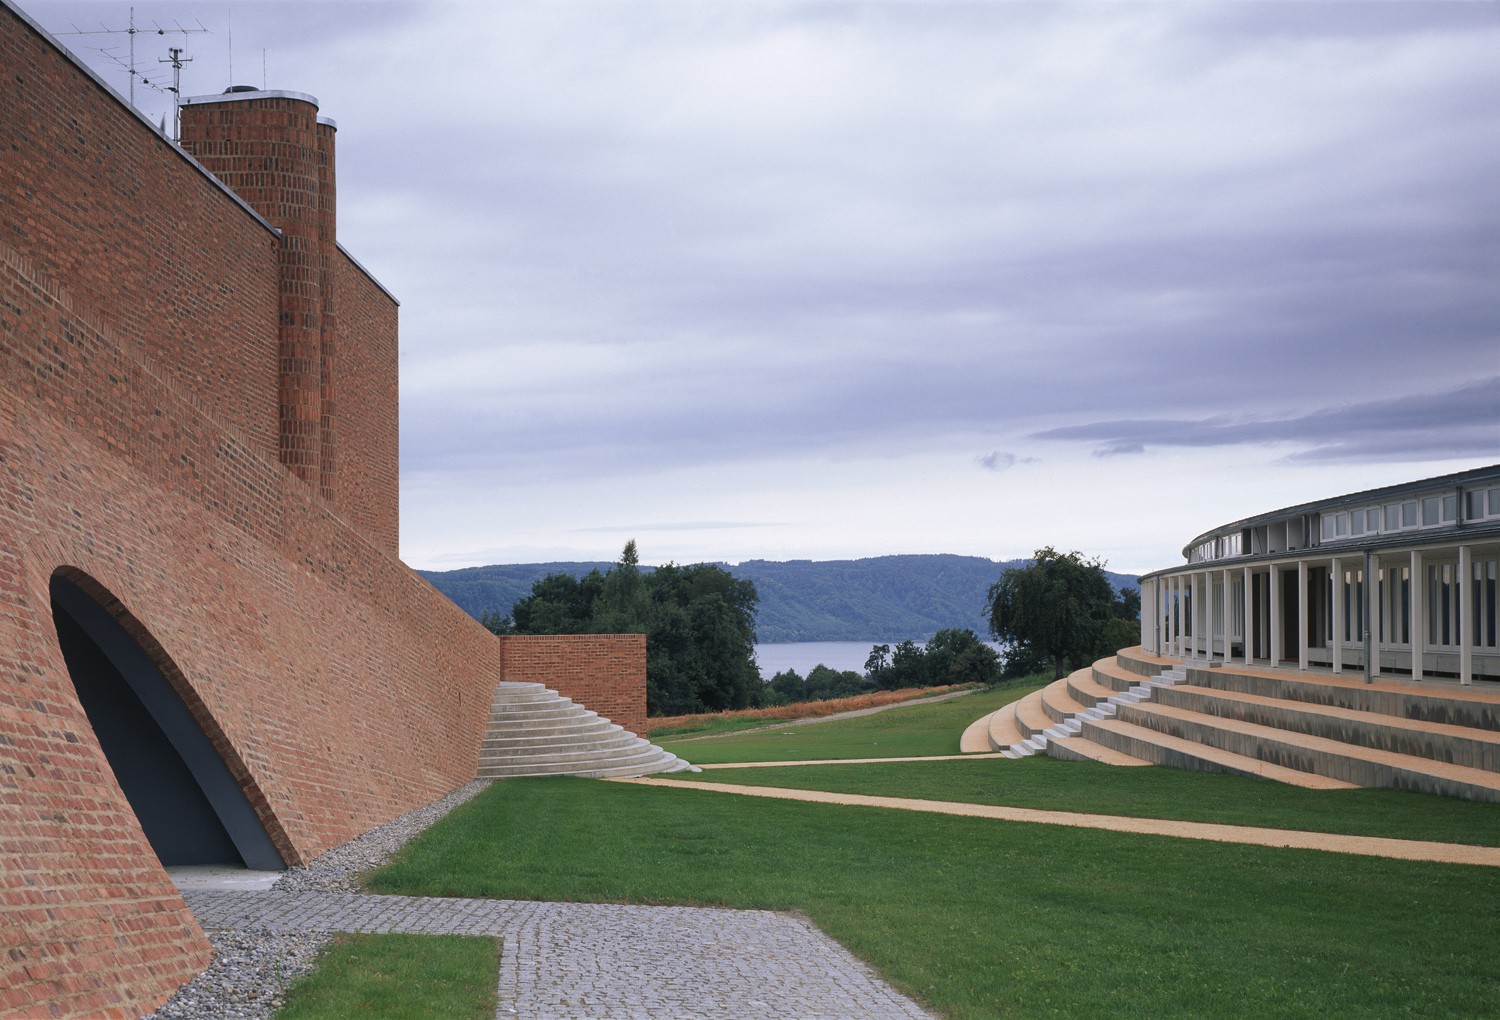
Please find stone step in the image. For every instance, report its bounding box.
[481,731,645,758]
[478,681,694,779]
[1154,683,1500,773]
[1081,715,1358,789]
[1179,667,1500,733]
[959,712,997,753]
[478,739,662,769]
[1013,692,1055,741]
[987,702,1025,749]
[1046,735,1153,767]
[1115,699,1500,801]
[1041,677,1089,723]
[480,753,693,780]
[486,717,621,741]
[1066,669,1119,709]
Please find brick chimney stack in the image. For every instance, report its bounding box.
[179,89,338,501]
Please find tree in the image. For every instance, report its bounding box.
[508,544,764,716]
[478,609,513,635]
[986,547,1118,679]
[924,628,1002,685]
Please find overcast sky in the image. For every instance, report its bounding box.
[26,0,1500,575]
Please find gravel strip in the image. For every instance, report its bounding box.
[142,780,492,1019]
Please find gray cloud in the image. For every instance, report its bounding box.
[1035,378,1500,463]
[28,0,1500,567]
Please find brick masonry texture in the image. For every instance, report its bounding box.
[500,634,649,736]
[0,4,646,1017]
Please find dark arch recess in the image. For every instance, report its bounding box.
[50,570,287,870]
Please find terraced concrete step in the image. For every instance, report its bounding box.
[481,718,621,741]
[1066,669,1119,709]
[480,681,694,779]
[1180,668,1500,733]
[1047,736,1153,767]
[1115,700,1500,802]
[987,702,1025,748]
[1080,716,1358,789]
[1153,684,1500,773]
[1041,677,1089,723]
[959,712,996,753]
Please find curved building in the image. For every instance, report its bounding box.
[1139,464,1500,685]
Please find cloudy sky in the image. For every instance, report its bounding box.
[26,0,1500,575]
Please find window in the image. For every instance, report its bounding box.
[1386,504,1402,531]
[1421,497,1440,527]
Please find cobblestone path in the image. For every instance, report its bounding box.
[184,890,936,1019]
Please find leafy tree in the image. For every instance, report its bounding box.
[924,628,1002,685]
[479,609,513,635]
[767,668,806,705]
[986,547,1118,679]
[508,543,764,716]
[864,628,1000,689]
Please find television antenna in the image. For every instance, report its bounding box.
[57,7,209,110]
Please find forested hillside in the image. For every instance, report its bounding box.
[421,555,1139,644]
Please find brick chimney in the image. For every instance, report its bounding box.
[179,89,339,501]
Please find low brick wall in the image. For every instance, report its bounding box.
[500,634,648,736]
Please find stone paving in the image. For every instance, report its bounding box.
[184,890,935,1019]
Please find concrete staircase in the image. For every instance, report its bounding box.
[963,648,1500,801]
[477,682,698,779]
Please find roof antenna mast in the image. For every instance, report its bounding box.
[57,7,209,116]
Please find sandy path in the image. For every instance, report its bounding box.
[614,777,1500,867]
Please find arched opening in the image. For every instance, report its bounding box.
[50,573,284,870]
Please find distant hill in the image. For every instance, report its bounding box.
[420,555,1139,644]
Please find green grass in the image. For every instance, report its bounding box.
[657,680,1047,763]
[367,777,1500,1020]
[274,933,499,1020]
[669,756,1500,846]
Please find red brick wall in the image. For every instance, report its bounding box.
[500,634,648,736]
[0,7,645,1016]
[0,237,503,1017]
[179,94,327,487]
[0,4,281,462]
[334,251,400,554]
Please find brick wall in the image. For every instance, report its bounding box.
[0,5,647,1015]
[334,250,401,553]
[0,4,281,462]
[0,236,501,1017]
[500,634,648,736]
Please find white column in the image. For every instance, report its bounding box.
[1331,556,1343,674]
[1269,563,1281,667]
[1411,549,1425,681]
[1460,545,1473,686]
[1242,566,1253,664]
[1298,559,1309,671]
[1222,568,1233,665]
[1140,578,1154,653]
[1194,572,1202,659]
[1368,553,1381,680]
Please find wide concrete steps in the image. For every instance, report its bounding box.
[961,664,1185,760]
[1079,716,1358,789]
[478,681,696,779]
[1112,698,1500,801]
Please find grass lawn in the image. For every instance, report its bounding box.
[275,933,498,1019]
[367,777,1500,1020]
[657,680,1047,763]
[670,756,1500,846]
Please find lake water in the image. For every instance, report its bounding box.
[754,639,1010,679]
[754,641,889,679]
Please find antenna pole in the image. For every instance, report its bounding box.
[159,47,192,141]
